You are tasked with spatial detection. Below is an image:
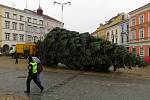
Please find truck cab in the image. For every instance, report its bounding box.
[9,45,16,58]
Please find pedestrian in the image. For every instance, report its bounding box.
[32,56,43,83]
[27,56,43,83]
[15,52,18,64]
[24,56,44,93]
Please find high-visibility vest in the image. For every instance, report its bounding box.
[30,62,37,73]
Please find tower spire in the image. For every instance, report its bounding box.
[25,0,27,9]
[12,0,15,8]
[39,0,41,7]
[37,0,43,16]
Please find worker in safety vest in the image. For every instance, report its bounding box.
[27,56,43,83]
[24,56,44,93]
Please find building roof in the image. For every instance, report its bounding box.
[105,13,121,24]
[43,14,62,23]
[0,4,62,23]
[0,4,24,13]
[24,9,38,15]
[24,9,62,23]
[98,13,122,30]
[94,12,128,37]
[128,3,150,15]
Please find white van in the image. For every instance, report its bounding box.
[9,45,16,57]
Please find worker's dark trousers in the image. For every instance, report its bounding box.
[26,73,43,92]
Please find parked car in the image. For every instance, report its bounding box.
[0,52,2,55]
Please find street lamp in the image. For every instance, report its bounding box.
[54,1,71,26]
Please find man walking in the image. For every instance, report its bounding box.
[32,56,43,83]
[24,56,44,93]
[15,52,18,64]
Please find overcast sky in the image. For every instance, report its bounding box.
[0,0,149,33]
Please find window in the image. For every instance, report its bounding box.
[139,28,144,39]
[27,25,30,32]
[40,27,44,33]
[33,26,37,33]
[148,11,150,21]
[5,33,10,40]
[13,33,17,41]
[127,24,129,33]
[149,48,150,56]
[39,20,43,25]
[131,18,136,26]
[139,15,144,24]
[5,12,9,18]
[122,15,124,20]
[19,34,24,41]
[19,15,23,21]
[27,35,32,42]
[33,36,38,42]
[30,26,34,33]
[107,32,109,40]
[5,21,10,29]
[115,29,118,43]
[12,22,17,30]
[148,27,150,39]
[131,31,136,40]
[140,48,144,56]
[111,31,114,43]
[47,22,49,27]
[111,30,114,43]
[33,19,37,24]
[127,34,129,42]
[121,25,124,32]
[132,48,136,55]
[13,14,17,20]
[19,23,24,31]
[116,38,118,44]
[27,25,33,32]
[115,29,118,34]
[27,17,31,23]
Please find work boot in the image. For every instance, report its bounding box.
[41,87,44,93]
[24,91,30,93]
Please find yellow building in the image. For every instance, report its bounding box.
[95,23,107,39]
[95,13,124,39]
[94,13,129,46]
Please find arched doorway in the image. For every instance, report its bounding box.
[3,44,9,53]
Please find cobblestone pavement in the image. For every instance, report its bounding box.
[0,56,150,100]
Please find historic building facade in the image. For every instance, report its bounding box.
[94,23,107,39]
[0,4,63,53]
[129,3,150,57]
[119,16,129,47]
[43,14,63,37]
[94,13,129,46]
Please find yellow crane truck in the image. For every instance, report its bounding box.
[15,43,37,58]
